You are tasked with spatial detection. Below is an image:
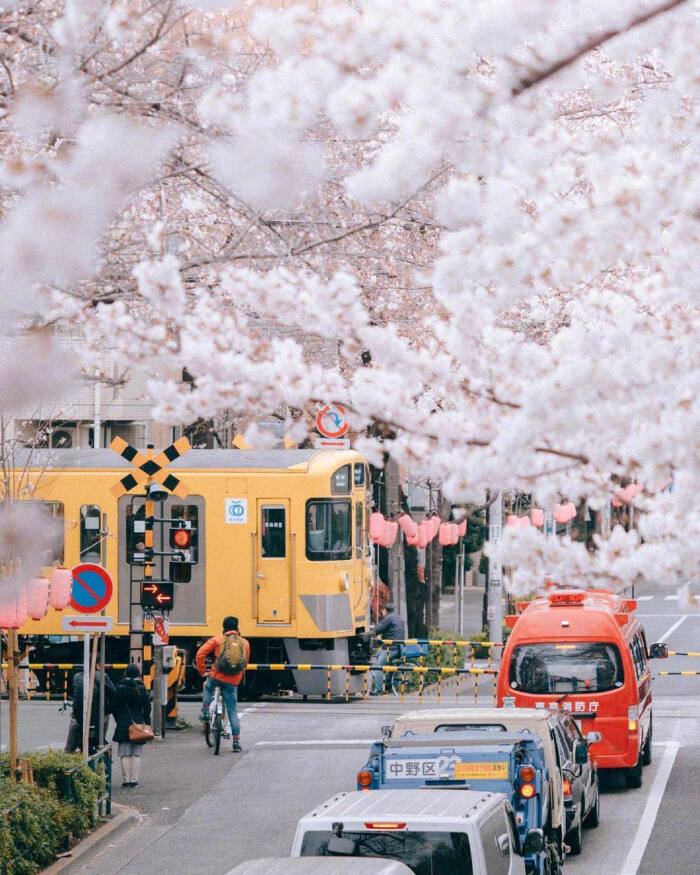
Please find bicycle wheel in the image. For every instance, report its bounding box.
[391,662,419,696]
[204,718,213,747]
[213,712,223,755]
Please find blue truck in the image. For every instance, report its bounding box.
[357,730,562,874]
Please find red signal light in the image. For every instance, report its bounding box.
[562,778,572,797]
[364,823,406,830]
[357,770,374,788]
[520,783,536,799]
[172,528,191,548]
[519,765,536,782]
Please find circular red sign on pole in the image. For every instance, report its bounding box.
[70,564,113,614]
[315,404,349,439]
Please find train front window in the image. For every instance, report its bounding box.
[331,465,350,494]
[306,499,351,560]
[509,642,624,694]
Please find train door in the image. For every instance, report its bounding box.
[256,499,291,623]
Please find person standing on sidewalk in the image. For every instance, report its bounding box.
[195,616,250,752]
[113,664,151,787]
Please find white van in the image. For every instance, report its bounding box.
[227,859,412,873]
[291,789,545,874]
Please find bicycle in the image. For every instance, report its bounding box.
[373,642,436,696]
[203,684,231,755]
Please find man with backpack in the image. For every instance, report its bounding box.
[195,616,250,752]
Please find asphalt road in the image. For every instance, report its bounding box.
[1,579,696,874]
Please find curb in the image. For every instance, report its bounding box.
[43,803,140,873]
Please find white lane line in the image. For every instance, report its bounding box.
[255,738,376,747]
[636,596,654,601]
[664,595,679,601]
[620,740,680,874]
[659,615,687,641]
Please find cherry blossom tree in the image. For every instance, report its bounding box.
[0,0,697,596]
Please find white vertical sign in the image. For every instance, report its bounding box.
[487,491,503,644]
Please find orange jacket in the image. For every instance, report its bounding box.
[195,631,250,686]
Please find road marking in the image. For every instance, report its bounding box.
[620,740,680,874]
[659,615,687,641]
[636,596,654,601]
[664,595,679,601]
[255,738,376,748]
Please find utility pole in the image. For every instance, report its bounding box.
[487,491,503,644]
[385,457,407,625]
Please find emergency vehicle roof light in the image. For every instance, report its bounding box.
[615,613,629,626]
[622,599,637,612]
[505,615,518,628]
[547,592,586,606]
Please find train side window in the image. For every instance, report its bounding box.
[355,501,364,558]
[353,463,365,487]
[261,506,286,558]
[306,499,351,560]
[25,500,65,565]
[80,505,102,564]
[331,465,350,495]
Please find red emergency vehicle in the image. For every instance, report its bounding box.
[496,589,668,788]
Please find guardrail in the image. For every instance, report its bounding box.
[0,663,129,701]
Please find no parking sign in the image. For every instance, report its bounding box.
[70,564,113,613]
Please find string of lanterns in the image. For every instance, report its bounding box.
[507,484,642,528]
[370,512,468,548]
[0,566,72,630]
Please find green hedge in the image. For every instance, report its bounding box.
[0,751,105,874]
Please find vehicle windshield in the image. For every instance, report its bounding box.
[509,642,624,694]
[300,830,473,874]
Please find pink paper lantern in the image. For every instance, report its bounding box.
[619,484,640,503]
[0,589,28,630]
[450,523,460,545]
[430,516,441,537]
[27,577,49,621]
[530,508,544,527]
[506,514,519,527]
[405,529,420,546]
[438,523,452,546]
[369,512,385,544]
[49,567,73,610]
[457,520,467,538]
[562,501,576,521]
[517,516,531,529]
[611,497,623,508]
[417,520,431,549]
[383,520,399,547]
[398,514,418,539]
[553,504,568,524]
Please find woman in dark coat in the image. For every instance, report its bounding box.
[113,663,151,787]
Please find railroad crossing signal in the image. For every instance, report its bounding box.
[140,581,174,609]
[110,436,191,499]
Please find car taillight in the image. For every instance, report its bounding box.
[562,778,572,797]
[519,765,536,782]
[364,823,406,830]
[520,783,536,799]
[628,704,638,732]
[357,770,374,788]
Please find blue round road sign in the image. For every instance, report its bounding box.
[70,564,113,614]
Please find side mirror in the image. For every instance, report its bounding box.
[586,731,602,744]
[521,828,544,856]
[649,642,668,659]
[574,738,589,765]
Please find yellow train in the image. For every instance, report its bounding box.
[14,447,373,696]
